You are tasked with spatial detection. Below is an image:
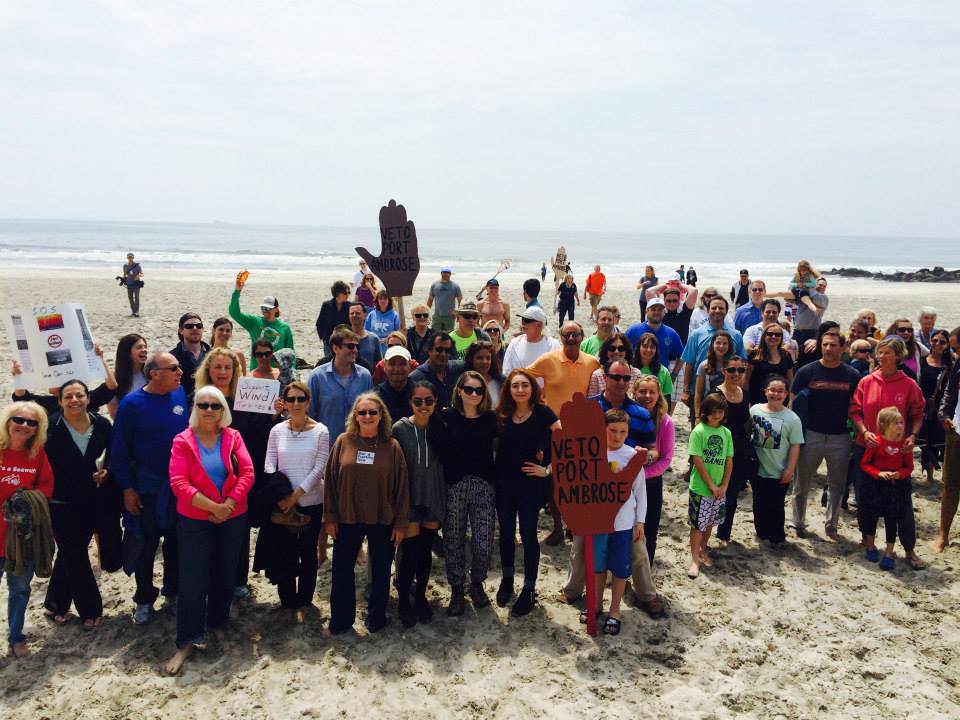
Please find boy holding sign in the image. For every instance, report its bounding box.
[586,409,647,636]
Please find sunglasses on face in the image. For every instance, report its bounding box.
[459,314,479,321]
[723,367,747,374]
[665,298,679,303]
[460,385,484,396]
[606,373,632,383]
[195,402,223,410]
[764,332,783,338]
[411,397,436,407]
[487,328,501,335]
[156,365,181,372]
[432,346,453,355]
[896,327,913,333]
[414,313,430,319]
[562,332,582,339]
[608,345,627,352]
[932,338,948,345]
[284,396,308,403]
[341,342,359,350]
[254,351,273,358]
[182,322,203,330]
[356,409,380,417]
[10,416,39,427]
[854,349,870,354]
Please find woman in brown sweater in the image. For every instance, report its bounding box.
[324,393,409,634]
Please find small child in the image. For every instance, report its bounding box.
[687,393,733,578]
[860,406,925,570]
[848,339,874,376]
[589,409,647,636]
[788,260,821,314]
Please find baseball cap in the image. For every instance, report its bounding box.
[384,346,411,362]
[455,301,480,315]
[441,266,453,274]
[486,278,499,287]
[646,297,665,309]
[739,269,749,275]
[517,306,548,324]
[260,295,279,311]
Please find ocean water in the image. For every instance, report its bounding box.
[0,219,957,284]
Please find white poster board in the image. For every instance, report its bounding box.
[234,376,281,414]
[2,303,102,390]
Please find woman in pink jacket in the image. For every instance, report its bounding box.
[164,385,254,675]
[849,337,926,568]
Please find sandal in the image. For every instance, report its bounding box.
[907,556,927,571]
[864,547,880,563]
[602,616,622,636]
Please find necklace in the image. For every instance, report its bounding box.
[289,418,309,437]
[514,408,532,423]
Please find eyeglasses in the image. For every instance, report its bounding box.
[254,351,273,358]
[182,322,203,330]
[561,332,582,339]
[460,385,484,396]
[195,402,223,410]
[341,342,359,350]
[156,365,181,372]
[764,332,783,338]
[356,409,380,417]
[284,396,308,403]
[10,416,39,427]
[605,373,632,382]
[608,345,627,352]
[414,313,430,319]
[432,346,453,354]
[723,367,747,374]
[411,397,436,407]
[896,327,913,334]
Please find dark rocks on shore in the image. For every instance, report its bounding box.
[825,266,960,283]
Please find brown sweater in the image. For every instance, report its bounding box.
[323,433,409,528]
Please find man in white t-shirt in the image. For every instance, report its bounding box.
[501,306,560,374]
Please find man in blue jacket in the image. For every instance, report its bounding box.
[112,351,188,625]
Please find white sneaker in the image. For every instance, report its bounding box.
[133,603,152,625]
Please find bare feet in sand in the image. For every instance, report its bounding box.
[932,536,947,553]
[687,562,700,579]
[162,644,194,676]
[11,642,29,658]
[699,552,713,567]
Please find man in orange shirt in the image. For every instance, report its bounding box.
[583,265,607,323]
[526,321,600,544]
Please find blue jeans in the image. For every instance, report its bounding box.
[3,561,35,646]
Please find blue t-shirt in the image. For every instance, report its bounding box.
[624,322,683,365]
[680,323,745,376]
[733,303,761,333]
[590,394,656,448]
[364,309,401,347]
[199,435,227,493]
[112,386,189,494]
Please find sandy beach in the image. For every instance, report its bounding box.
[1,267,959,719]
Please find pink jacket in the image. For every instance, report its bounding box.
[646,413,676,479]
[169,427,255,520]
[848,370,925,448]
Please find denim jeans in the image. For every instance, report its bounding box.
[3,560,35,646]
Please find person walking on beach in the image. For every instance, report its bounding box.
[229,274,295,369]
[450,301,490,359]
[427,267,462,332]
[789,328,861,541]
[584,265,607,323]
[636,266,658,321]
[111,351,188,626]
[541,263,547,282]
[122,252,144,317]
[557,274,579,325]
[686,266,698,287]
[730,269,751,309]
[352,260,368,297]
[523,278,543,310]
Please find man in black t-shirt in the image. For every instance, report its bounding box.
[789,329,862,541]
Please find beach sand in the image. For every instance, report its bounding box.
[1,267,959,719]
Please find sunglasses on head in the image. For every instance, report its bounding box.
[606,373,632,383]
[411,397,436,407]
[356,409,380,417]
[195,402,223,410]
[414,313,430,319]
[182,322,203,330]
[254,350,273,358]
[10,416,39,427]
[460,385,484,396]
[284,395,308,403]
[723,367,746,374]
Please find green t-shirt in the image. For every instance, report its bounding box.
[229,290,296,369]
[580,334,603,356]
[688,423,733,497]
[749,405,805,479]
[639,364,674,397]
[451,329,478,359]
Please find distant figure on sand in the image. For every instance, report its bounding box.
[584,265,607,323]
[427,267,462,333]
[122,252,144,317]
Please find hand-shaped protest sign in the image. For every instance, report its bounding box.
[551,393,647,536]
[355,199,420,297]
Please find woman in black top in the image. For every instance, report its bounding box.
[557,274,579,325]
[714,355,754,545]
[919,329,950,483]
[430,370,498,616]
[42,379,119,628]
[745,323,794,405]
[493,368,560,616]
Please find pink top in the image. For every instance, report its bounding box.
[646,412,675,479]
[169,427,255,520]
[848,370,925,448]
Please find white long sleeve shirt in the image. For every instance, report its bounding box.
[264,422,330,507]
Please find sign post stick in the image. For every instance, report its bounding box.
[583,534,597,637]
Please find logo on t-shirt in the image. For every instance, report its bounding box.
[260,326,282,345]
[173,405,185,415]
[751,414,784,449]
[703,434,725,466]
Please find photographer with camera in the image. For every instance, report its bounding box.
[121,252,144,317]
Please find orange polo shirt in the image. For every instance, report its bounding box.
[585,272,606,296]
[525,349,601,415]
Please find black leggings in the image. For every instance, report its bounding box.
[858,477,916,551]
[396,527,438,601]
[277,505,322,608]
[496,484,542,588]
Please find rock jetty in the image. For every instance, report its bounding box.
[825,266,960,283]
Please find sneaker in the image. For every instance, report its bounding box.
[865,547,880,563]
[133,603,153,625]
[447,586,465,617]
[511,588,536,617]
[233,585,251,600]
[495,577,514,607]
[879,556,895,571]
[469,582,490,609]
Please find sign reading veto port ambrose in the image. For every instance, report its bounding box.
[354,199,421,298]
[550,393,647,537]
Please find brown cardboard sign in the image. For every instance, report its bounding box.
[355,199,421,297]
[551,393,647,536]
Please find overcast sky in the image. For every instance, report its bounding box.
[1,1,957,236]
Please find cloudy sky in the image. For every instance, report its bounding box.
[1,1,957,236]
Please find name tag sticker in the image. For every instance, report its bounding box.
[357,450,376,465]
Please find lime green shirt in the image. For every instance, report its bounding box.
[229,290,296,369]
[688,423,733,497]
[639,364,674,397]
[580,334,603,356]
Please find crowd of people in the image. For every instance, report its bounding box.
[1,257,958,670]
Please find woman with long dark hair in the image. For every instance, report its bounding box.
[465,340,503,406]
[109,334,149,418]
[918,328,950,484]
[210,317,247,374]
[633,332,674,404]
[693,330,733,421]
[586,333,641,397]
